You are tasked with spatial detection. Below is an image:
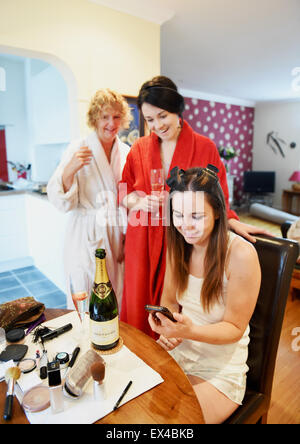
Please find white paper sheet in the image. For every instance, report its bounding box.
[0,359,14,382]
[16,312,164,424]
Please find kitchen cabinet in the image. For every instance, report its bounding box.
[0,194,30,264]
[26,194,67,292]
[0,192,67,293]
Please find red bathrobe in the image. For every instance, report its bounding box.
[120,120,238,337]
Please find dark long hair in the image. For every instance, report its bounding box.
[137,76,185,122]
[167,166,229,312]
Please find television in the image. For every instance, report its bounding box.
[243,171,275,194]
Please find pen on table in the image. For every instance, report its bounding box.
[113,380,133,411]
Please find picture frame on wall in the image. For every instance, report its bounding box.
[119,96,146,146]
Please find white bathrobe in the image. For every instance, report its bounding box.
[47,131,130,308]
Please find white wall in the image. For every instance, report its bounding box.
[30,61,70,145]
[0,0,160,136]
[28,59,70,182]
[253,100,300,208]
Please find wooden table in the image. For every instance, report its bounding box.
[0,309,204,424]
[282,189,300,215]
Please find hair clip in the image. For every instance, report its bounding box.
[166,164,220,192]
[206,164,219,175]
[166,167,185,190]
[203,164,219,184]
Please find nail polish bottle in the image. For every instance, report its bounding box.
[48,361,64,414]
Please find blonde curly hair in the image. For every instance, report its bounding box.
[87,89,132,130]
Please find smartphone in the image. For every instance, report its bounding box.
[145,305,177,322]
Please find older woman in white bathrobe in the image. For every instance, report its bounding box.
[47,89,131,308]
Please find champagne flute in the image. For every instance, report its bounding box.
[150,169,164,220]
[69,271,89,333]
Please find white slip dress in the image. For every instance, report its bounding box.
[169,232,250,405]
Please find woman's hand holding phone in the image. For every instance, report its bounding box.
[146,305,192,351]
[148,312,183,351]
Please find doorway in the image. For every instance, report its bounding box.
[0,127,8,181]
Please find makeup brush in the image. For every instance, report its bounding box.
[91,361,106,401]
[4,366,21,421]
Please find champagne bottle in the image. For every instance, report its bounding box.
[89,249,119,350]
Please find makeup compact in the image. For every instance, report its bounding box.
[18,359,36,374]
[6,328,25,344]
[0,344,28,362]
[22,386,50,413]
[55,352,69,369]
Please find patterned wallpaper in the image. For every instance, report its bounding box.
[182,97,255,204]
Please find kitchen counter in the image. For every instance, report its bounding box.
[0,189,48,200]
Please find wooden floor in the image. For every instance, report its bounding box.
[238,212,300,424]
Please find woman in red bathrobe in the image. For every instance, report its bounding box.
[120,76,268,337]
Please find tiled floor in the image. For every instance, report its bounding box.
[0,266,67,308]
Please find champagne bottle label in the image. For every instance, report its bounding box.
[94,282,111,300]
[90,317,119,346]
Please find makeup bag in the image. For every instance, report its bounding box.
[0,297,45,331]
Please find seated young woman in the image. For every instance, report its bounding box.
[148,165,261,424]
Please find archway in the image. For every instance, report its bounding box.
[0,46,79,183]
